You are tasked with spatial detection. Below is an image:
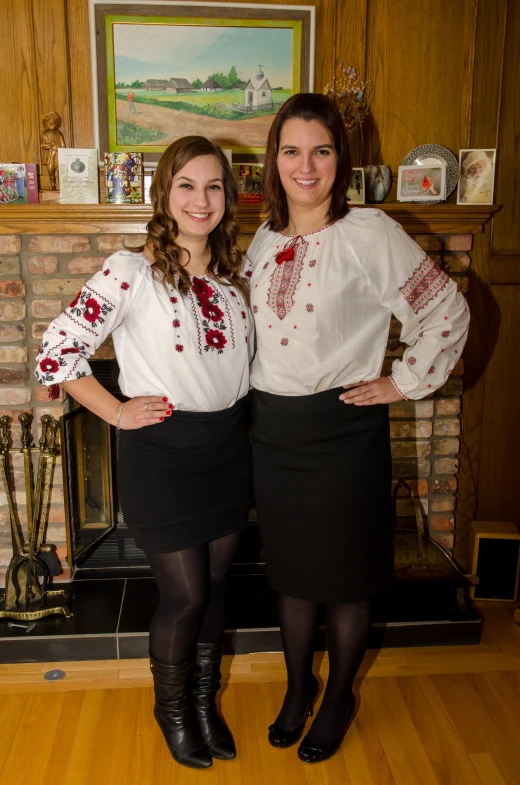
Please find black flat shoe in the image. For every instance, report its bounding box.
[297,694,356,764]
[268,674,320,749]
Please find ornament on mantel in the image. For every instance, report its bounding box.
[323,65,374,160]
[40,111,66,191]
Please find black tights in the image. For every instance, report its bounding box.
[276,593,371,745]
[146,531,241,665]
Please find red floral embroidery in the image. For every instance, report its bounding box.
[241,311,246,319]
[281,338,289,346]
[253,305,258,313]
[201,301,224,322]
[121,282,129,290]
[263,262,269,270]
[172,319,180,328]
[428,366,435,374]
[230,291,237,297]
[170,296,178,304]
[59,330,66,336]
[103,269,110,276]
[83,298,101,323]
[441,330,450,338]
[206,329,227,352]
[192,278,215,300]
[444,316,448,320]
[293,325,297,329]
[275,247,295,265]
[61,348,80,355]
[69,292,81,308]
[309,260,316,268]
[245,270,252,278]
[267,236,308,320]
[306,303,314,312]
[40,358,59,374]
[399,256,450,315]
[175,344,184,353]
[408,356,417,365]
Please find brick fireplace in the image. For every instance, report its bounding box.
[0,204,496,584]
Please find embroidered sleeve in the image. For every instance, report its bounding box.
[34,254,140,389]
[362,214,470,400]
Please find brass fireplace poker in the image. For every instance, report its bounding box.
[0,413,72,622]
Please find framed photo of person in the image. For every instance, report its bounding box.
[89,1,316,162]
[457,149,496,205]
[347,168,365,204]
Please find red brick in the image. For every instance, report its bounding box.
[0,302,25,321]
[35,384,64,402]
[437,377,463,396]
[432,478,457,494]
[0,367,29,384]
[0,323,25,342]
[32,322,50,339]
[29,235,90,253]
[33,279,86,296]
[392,458,431,478]
[431,498,455,512]
[434,418,460,436]
[434,457,459,474]
[410,235,442,252]
[435,398,461,416]
[91,338,116,360]
[443,253,471,273]
[396,498,429,516]
[389,400,434,418]
[96,234,146,253]
[0,236,21,254]
[434,438,460,455]
[391,441,431,458]
[0,280,24,298]
[0,387,31,405]
[429,513,455,531]
[31,299,63,318]
[0,346,27,362]
[390,420,432,438]
[392,479,429,497]
[28,255,59,275]
[430,531,454,550]
[67,256,106,274]
[443,235,472,251]
[0,257,21,275]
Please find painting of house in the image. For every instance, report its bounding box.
[200,77,223,92]
[167,78,193,93]
[244,66,272,108]
[144,79,167,91]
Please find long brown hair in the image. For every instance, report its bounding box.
[133,136,248,302]
[263,93,352,232]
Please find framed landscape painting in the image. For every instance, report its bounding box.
[89,2,316,160]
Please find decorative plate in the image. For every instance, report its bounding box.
[401,144,459,199]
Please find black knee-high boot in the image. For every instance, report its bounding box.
[192,643,236,760]
[150,656,213,769]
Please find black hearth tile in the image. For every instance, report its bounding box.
[118,633,149,659]
[74,566,153,581]
[224,628,283,654]
[0,580,125,640]
[0,635,117,664]
[371,619,481,648]
[118,578,158,634]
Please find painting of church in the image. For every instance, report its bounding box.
[244,66,272,108]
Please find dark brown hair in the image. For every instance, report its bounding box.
[133,136,248,302]
[263,93,352,232]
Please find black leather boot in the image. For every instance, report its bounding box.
[192,643,236,760]
[150,655,212,769]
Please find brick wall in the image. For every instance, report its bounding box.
[0,231,471,583]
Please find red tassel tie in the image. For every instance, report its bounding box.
[48,384,60,401]
[275,247,295,265]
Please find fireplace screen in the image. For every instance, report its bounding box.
[61,406,115,562]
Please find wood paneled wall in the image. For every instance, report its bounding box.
[1,0,518,564]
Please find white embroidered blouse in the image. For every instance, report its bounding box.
[247,208,469,399]
[34,250,254,412]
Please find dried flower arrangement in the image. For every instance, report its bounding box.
[323,64,374,141]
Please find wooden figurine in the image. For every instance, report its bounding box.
[40,111,66,190]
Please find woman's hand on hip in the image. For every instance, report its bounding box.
[119,396,174,429]
[339,377,404,405]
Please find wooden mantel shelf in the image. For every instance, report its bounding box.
[0,203,500,235]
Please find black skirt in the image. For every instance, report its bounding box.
[118,400,251,553]
[252,387,394,603]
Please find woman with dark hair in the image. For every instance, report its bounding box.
[248,93,469,762]
[35,136,253,770]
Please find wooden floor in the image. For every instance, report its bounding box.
[1,602,519,785]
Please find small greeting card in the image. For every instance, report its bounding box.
[144,169,156,205]
[105,152,143,204]
[0,164,39,204]
[347,167,365,204]
[232,163,264,204]
[58,149,99,204]
[457,149,496,205]
[397,165,446,202]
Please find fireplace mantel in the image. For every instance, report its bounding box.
[0,203,500,235]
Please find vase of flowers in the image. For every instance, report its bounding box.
[323,65,374,162]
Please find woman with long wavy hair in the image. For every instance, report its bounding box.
[35,136,253,770]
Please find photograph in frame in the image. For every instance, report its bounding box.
[457,149,496,205]
[347,167,365,204]
[397,165,446,202]
[90,2,315,160]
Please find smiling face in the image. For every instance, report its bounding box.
[168,154,226,243]
[277,118,338,213]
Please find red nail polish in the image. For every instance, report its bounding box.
[165,411,171,416]
[162,397,168,402]
[169,404,174,409]
[159,417,164,421]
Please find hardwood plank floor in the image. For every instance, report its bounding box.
[0,602,518,785]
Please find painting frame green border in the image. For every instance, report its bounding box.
[90,1,315,161]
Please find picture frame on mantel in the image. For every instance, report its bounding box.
[88,1,316,164]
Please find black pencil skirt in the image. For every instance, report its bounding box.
[118,400,252,553]
[252,387,394,604]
